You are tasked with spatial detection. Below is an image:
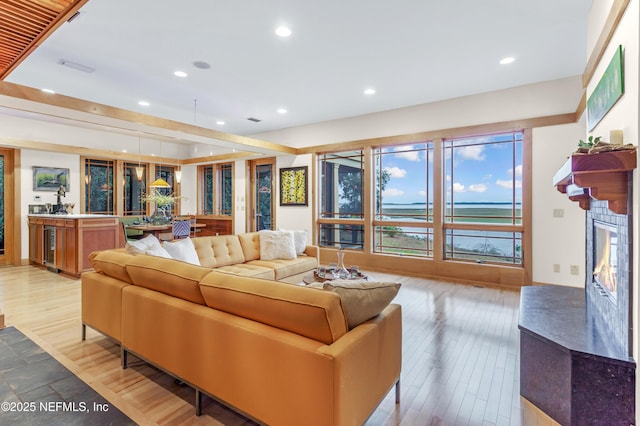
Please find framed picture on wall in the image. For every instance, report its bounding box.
[279,166,308,206]
[33,166,70,192]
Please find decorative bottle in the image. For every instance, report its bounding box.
[335,250,350,279]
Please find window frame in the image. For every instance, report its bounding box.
[82,157,115,215]
[199,162,234,216]
[316,129,530,268]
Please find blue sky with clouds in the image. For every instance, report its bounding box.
[379,135,522,204]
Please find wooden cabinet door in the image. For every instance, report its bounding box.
[28,222,42,264]
[55,227,65,270]
[64,226,77,274]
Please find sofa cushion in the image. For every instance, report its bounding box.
[259,230,296,260]
[89,249,135,284]
[162,238,200,265]
[238,232,260,261]
[323,280,401,329]
[192,235,246,268]
[247,256,317,280]
[199,271,348,344]
[215,264,275,280]
[125,255,210,305]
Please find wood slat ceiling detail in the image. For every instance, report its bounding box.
[0,0,88,79]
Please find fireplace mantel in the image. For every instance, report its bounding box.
[553,149,637,214]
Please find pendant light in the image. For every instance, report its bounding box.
[174,169,182,184]
[135,135,144,181]
[150,142,171,188]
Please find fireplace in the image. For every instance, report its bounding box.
[586,200,632,356]
[593,220,618,301]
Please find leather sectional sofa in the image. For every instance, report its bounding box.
[81,233,402,425]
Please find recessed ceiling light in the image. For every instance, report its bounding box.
[277,108,287,114]
[216,120,225,125]
[174,70,188,77]
[364,88,376,95]
[138,100,150,107]
[275,26,292,37]
[41,88,55,94]
[500,57,515,65]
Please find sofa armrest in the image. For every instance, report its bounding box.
[318,303,402,425]
[303,244,319,261]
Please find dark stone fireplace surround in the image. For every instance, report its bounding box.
[519,196,635,425]
[586,199,632,357]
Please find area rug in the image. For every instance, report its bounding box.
[0,326,135,425]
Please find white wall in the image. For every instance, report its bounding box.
[275,154,313,233]
[586,0,639,410]
[532,122,586,286]
[20,150,81,259]
[177,164,197,215]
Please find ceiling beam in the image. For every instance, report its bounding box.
[0,80,299,155]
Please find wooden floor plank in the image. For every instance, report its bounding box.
[0,265,561,425]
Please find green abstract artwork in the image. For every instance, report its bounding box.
[587,45,624,131]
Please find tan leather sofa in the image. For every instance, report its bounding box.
[82,243,402,425]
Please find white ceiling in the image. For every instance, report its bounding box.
[6,0,592,140]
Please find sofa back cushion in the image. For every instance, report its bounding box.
[125,255,210,304]
[192,235,245,268]
[89,249,135,284]
[238,232,260,261]
[199,271,348,345]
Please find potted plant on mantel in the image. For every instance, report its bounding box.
[142,189,185,224]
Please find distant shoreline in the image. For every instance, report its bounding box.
[383,202,521,206]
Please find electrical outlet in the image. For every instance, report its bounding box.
[553,264,560,273]
[553,209,564,218]
[570,265,579,275]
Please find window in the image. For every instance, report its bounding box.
[318,150,364,249]
[155,165,178,216]
[84,158,114,214]
[201,163,233,216]
[317,130,525,266]
[373,143,434,257]
[443,131,523,263]
[123,162,146,216]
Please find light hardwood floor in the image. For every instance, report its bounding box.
[0,265,558,425]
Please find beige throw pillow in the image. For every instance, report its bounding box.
[323,280,401,329]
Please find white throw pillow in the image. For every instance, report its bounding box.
[259,230,297,260]
[162,238,201,265]
[279,229,307,255]
[126,234,171,258]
